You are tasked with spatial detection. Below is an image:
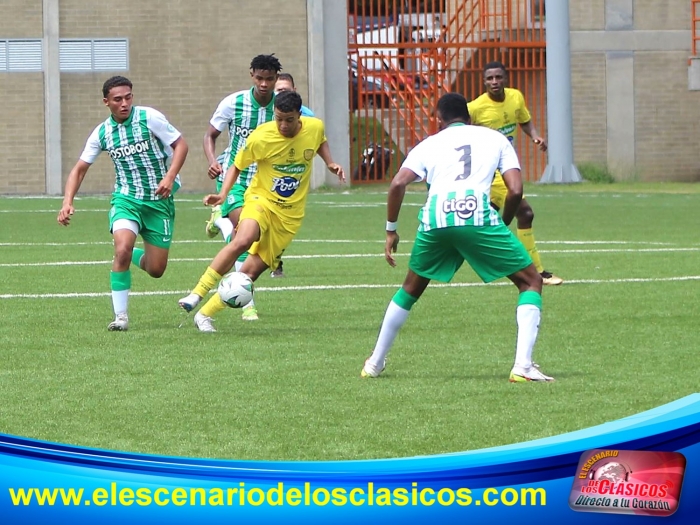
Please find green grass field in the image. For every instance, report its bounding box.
[1,182,699,461]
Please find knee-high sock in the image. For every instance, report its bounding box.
[192,267,223,298]
[514,291,542,369]
[517,228,544,273]
[215,218,234,244]
[110,270,131,315]
[199,292,228,318]
[368,288,419,368]
[131,248,145,270]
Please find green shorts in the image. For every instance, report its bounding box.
[409,224,532,283]
[109,195,176,249]
[221,182,248,218]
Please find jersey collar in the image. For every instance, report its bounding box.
[250,87,275,109]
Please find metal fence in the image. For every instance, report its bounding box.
[348,0,547,183]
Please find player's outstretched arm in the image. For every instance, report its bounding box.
[316,141,346,183]
[384,167,419,267]
[500,167,523,226]
[203,125,223,180]
[156,136,189,198]
[520,120,547,151]
[204,164,241,207]
[57,160,91,226]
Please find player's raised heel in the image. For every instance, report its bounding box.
[205,205,222,239]
[509,366,555,383]
[194,312,216,332]
[270,261,285,278]
[360,358,386,378]
[107,313,129,331]
[178,293,201,312]
[540,271,564,286]
[241,304,258,321]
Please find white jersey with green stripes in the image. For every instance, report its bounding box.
[80,106,182,201]
[210,87,275,188]
[401,123,521,231]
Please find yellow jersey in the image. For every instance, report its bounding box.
[234,117,327,220]
[467,88,531,143]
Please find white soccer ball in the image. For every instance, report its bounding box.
[218,272,254,308]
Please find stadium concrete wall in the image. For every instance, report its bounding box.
[0,0,310,194]
[2,1,699,192]
[570,0,700,181]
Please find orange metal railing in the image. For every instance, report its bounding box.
[348,0,547,183]
[693,0,700,56]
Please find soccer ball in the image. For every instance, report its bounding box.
[218,272,254,308]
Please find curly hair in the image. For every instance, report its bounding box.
[250,54,282,74]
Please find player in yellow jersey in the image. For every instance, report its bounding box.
[178,91,345,332]
[468,61,563,285]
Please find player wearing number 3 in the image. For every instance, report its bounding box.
[361,93,554,383]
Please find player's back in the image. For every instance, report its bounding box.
[417,124,515,194]
[408,124,520,230]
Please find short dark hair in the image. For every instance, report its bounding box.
[103,76,132,98]
[483,61,507,75]
[277,73,295,86]
[250,54,283,74]
[274,90,302,113]
[437,93,469,123]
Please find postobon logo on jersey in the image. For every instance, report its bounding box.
[234,126,253,138]
[442,195,478,220]
[271,177,301,198]
[109,140,151,160]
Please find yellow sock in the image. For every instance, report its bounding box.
[192,266,223,298]
[517,228,544,273]
[200,292,228,318]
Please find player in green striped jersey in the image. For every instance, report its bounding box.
[57,76,188,331]
[202,54,282,321]
[361,93,553,383]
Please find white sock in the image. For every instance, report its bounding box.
[368,301,410,368]
[215,218,234,243]
[514,304,541,369]
[112,290,129,316]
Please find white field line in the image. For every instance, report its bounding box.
[0,202,424,213]
[2,275,700,300]
[0,239,682,247]
[1,247,699,269]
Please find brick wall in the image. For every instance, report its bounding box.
[59,0,309,194]
[0,0,45,193]
[0,0,310,194]
[569,0,700,181]
[571,53,607,165]
[570,0,606,31]
[634,0,691,30]
[635,51,700,180]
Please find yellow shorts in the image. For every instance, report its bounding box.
[490,171,526,211]
[238,197,299,270]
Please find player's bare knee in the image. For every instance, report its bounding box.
[516,202,534,225]
[146,265,166,279]
[113,247,132,267]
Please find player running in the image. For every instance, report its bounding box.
[179,91,345,332]
[58,76,188,331]
[202,54,283,320]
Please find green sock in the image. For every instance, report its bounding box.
[131,248,145,269]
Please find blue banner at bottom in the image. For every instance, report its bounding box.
[1,394,699,523]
